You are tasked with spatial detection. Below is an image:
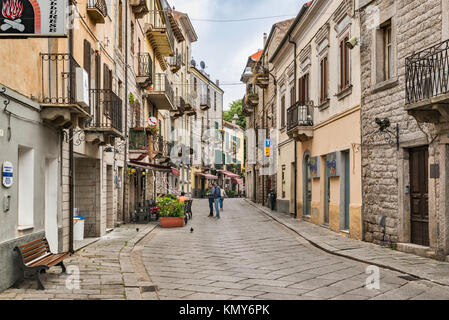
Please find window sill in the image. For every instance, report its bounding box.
[371,77,398,94]
[336,85,353,100]
[318,99,330,111]
[18,225,34,231]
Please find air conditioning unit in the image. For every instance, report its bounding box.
[76,67,90,108]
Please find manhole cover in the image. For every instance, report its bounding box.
[140,285,158,293]
[398,275,419,281]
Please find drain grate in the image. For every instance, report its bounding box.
[398,275,419,281]
[140,285,158,293]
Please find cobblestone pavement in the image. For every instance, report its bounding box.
[142,199,449,300]
[1,199,449,300]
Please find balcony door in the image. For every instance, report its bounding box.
[410,147,429,246]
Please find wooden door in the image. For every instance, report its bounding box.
[410,147,429,246]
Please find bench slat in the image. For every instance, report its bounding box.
[28,253,70,268]
[21,240,48,255]
[23,247,50,264]
[19,238,46,250]
[23,244,49,261]
[25,252,52,267]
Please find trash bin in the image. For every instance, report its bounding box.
[74,216,85,241]
[269,191,276,211]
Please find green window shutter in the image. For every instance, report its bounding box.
[158,120,162,135]
[215,121,219,129]
[215,150,222,164]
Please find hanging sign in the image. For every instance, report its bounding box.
[265,139,272,157]
[310,156,320,178]
[2,161,13,188]
[326,152,340,177]
[0,0,68,37]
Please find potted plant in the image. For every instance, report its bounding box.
[157,195,185,228]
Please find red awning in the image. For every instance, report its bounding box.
[219,170,240,179]
[128,161,171,172]
[171,168,180,176]
[232,178,243,185]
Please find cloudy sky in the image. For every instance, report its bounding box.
[169,0,307,110]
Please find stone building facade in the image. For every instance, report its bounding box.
[359,0,449,259]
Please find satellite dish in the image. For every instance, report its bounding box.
[200,61,206,69]
[191,59,196,67]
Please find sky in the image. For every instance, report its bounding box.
[169,0,307,110]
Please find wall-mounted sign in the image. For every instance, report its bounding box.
[2,161,13,188]
[76,67,89,107]
[148,117,157,127]
[326,152,339,177]
[0,0,68,37]
[310,156,320,178]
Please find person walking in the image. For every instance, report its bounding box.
[220,187,227,210]
[207,183,215,217]
[177,192,189,203]
[213,182,221,218]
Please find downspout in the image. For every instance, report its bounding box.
[288,33,297,219]
[123,0,129,223]
[68,0,74,254]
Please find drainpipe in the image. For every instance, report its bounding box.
[68,0,74,254]
[123,0,129,223]
[288,33,297,219]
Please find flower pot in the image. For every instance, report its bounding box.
[160,217,185,228]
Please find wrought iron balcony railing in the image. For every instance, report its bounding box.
[87,0,108,23]
[86,89,123,134]
[136,53,153,87]
[406,39,449,105]
[169,53,182,72]
[175,96,186,113]
[287,101,313,131]
[40,53,89,112]
[151,73,174,104]
[129,128,149,151]
[147,10,175,52]
[200,94,211,109]
[153,135,174,158]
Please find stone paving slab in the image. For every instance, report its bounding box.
[246,199,449,287]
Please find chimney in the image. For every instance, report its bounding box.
[263,33,267,47]
[216,80,220,87]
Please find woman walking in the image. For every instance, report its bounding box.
[220,187,227,211]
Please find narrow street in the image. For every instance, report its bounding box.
[3,199,448,300]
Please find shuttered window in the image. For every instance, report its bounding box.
[281,95,285,128]
[298,74,309,105]
[320,56,328,103]
[84,39,91,84]
[290,86,295,107]
[340,36,350,91]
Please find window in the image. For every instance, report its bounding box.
[118,1,123,51]
[282,165,286,198]
[290,86,296,107]
[320,56,328,103]
[18,147,34,229]
[383,22,392,80]
[194,78,197,92]
[298,74,309,105]
[214,92,217,111]
[281,95,285,128]
[339,35,350,91]
[84,39,91,85]
[131,22,135,55]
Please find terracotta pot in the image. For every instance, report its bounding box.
[160,217,185,228]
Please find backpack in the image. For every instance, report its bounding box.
[214,186,221,198]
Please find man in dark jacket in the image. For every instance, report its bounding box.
[213,182,221,219]
[207,183,215,217]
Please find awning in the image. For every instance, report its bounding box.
[232,178,243,185]
[219,170,240,179]
[195,172,218,180]
[171,168,180,176]
[128,161,171,172]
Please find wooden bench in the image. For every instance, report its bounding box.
[14,238,71,290]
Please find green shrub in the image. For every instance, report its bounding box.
[157,195,185,218]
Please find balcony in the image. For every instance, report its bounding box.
[172,96,186,119]
[405,39,449,123]
[144,10,175,70]
[40,53,91,129]
[287,102,314,142]
[87,0,108,24]
[136,53,153,89]
[242,96,253,116]
[185,93,198,116]
[147,73,174,110]
[255,69,270,89]
[246,92,259,107]
[169,53,182,73]
[129,128,151,151]
[153,135,174,160]
[84,89,123,144]
[200,94,211,110]
[129,0,149,19]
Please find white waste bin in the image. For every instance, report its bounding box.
[74,216,85,241]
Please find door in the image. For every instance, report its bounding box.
[290,163,295,214]
[410,147,429,246]
[45,158,58,253]
[304,155,312,216]
[343,150,350,230]
[324,161,330,225]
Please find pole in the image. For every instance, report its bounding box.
[122,0,129,223]
[288,33,297,218]
[68,0,74,254]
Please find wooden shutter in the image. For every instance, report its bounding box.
[290,86,295,107]
[84,40,91,83]
[281,95,285,128]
